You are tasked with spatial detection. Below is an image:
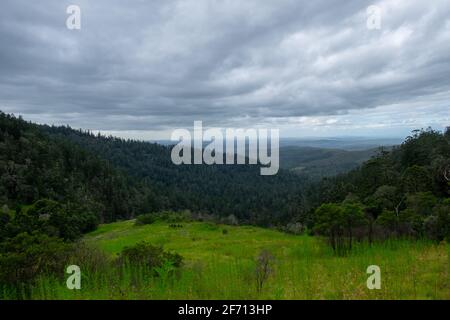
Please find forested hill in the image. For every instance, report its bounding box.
[0,112,306,230]
[305,128,450,243]
[308,128,450,205]
[0,112,151,239]
[43,124,305,225]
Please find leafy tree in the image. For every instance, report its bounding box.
[341,202,367,249]
[310,128,449,242]
[0,232,72,287]
[425,200,450,241]
[405,192,437,217]
[367,185,405,215]
[402,165,431,193]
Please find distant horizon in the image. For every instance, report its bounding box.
[5,110,445,143]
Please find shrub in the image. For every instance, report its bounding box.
[0,232,72,286]
[117,241,183,272]
[255,249,274,293]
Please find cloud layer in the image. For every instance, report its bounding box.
[0,0,449,137]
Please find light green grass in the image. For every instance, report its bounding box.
[29,221,450,299]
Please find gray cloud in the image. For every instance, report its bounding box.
[0,0,449,136]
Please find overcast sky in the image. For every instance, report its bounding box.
[0,0,449,139]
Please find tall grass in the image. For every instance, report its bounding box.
[1,221,448,300]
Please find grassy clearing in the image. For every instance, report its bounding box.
[28,221,449,299]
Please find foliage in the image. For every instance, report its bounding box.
[0,199,98,242]
[0,112,143,223]
[10,221,447,300]
[117,241,183,271]
[313,202,367,254]
[42,121,306,225]
[309,128,450,248]
[0,232,72,286]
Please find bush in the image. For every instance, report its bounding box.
[117,241,183,272]
[255,249,275,293]
[0,232,72,286]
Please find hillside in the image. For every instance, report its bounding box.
[0,112,148,240]
[303,128,450,250]
[307,128,450,208]
[42,124,306,224]
[26,220,450,299]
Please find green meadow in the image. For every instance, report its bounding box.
[29,221,449,300]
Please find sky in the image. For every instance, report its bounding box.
[0,0,449,139]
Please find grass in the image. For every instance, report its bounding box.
[25,221,450,299]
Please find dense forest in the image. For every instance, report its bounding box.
[304,128,450,253]
[0,113,148,240]
[41,123,308,224]
[0,112,305,233]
